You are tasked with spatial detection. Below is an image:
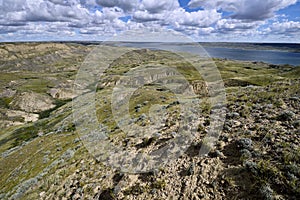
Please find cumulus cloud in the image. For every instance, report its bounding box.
[0,0,299,41]
[216,19,262,33]
[133,11,164,22]
[0,0,93,24]
[189,0,297,21]
[170,8,221,27]
[139,0,180,14]
[269,21,300,34]
[96,0,139,12]
[130,0,181,23]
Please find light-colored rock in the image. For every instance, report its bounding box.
[6,109,39,122]
[39,191,46,198]
[48,88,75,100]
[9,92,55,113]
[0,89,16,98]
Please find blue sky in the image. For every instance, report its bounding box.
[0,0,299,42]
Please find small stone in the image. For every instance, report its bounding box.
[135,104,142,109]
[227,112,240,119]
[171,132,177,137]
[43,155,50,164]
[232,120,241,127]
[138,114,147,121]
[73,138,80,143]
[289,96,299,101]
[57,147,62,151]
[217,141,226,150]
[38,131,44,137]
[93,186,100,194]
[39,191,46,198]
[73,194,81,199]
[154,132,161,138]
[265,104,273,109]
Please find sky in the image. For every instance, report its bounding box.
[0,0,300,42]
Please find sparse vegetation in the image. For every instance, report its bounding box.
[0,43,299,199]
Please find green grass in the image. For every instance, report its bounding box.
[39,99,72,119]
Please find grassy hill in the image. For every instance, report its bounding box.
[0,43,299,200]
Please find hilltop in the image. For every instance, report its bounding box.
[0,43,299,200]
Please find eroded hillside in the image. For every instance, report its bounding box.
[0,43,299,200]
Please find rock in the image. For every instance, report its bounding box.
[38,131,44,137]
[9,92,55,113]
[73,138,80,144]
[6,110,39,123]
[216,141,226,150]
[73,193,81,199]
[93,186,100,195]
[57,147,62,151]
[232,120,241,127]
[135,104,142,109]
[227,112,240,119]
[171,132,177,137]
[154,132,161,138]
[138,114,147,121]
[43,155,50,164]
[39,191,46,198]
[61,149,75,160]
[48,88,75,100]
[0,89,16,98]
[289,96,299,101]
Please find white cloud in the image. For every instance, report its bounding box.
[216,19,262,33]
[189,0,297,21]
[139,0,180,13]
[133,10,165,22]
[169,8,221,27]
[0,0,299,42]
[96,0,139,12]
[269,21,300,34]
[102,7,124,20]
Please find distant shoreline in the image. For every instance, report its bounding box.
[1,41,299,66]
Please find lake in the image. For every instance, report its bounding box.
[204,47,300,66]
[114,42,300,66]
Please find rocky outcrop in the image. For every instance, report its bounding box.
[48,88,74,100]
[9,92,55,113]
